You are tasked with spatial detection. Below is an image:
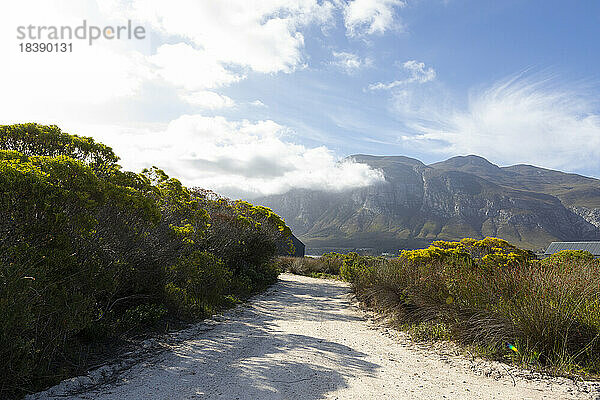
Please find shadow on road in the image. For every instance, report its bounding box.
[122,276,380,400]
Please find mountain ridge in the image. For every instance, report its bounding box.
[256,154,600,254]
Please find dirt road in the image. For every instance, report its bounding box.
[29,274,599,399]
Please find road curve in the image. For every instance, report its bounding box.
[29,274,599,400]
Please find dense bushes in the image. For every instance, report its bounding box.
[0,124,291,398]
[339,252,382,282]
[340,239,600,376]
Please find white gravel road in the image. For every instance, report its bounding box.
[29,274,600,400]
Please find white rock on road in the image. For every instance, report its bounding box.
[28,274,600,400]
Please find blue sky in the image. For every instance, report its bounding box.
[219,0,600,163]
[2,0,600,197]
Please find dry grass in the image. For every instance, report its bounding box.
[276,253,343,277]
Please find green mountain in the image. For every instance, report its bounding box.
[256,155,600,254]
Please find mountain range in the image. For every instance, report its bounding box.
[256,155,600,254]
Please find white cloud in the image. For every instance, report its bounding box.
[402,74,600,171]
[1,45,148,111]
[0,0,340,126]
[369,60,436,90]
[402,60,437,83]
[343,0,405,36]
[92,115,385,198]
[150,43,244,91]
[250,100,267,107]
[0,0,153,123]
[331,51,373,74]
[180,91,235,109]
[1,0,395,199]
[100,0,335,74]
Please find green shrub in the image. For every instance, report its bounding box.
[339,252,379,282]
[540,250,595,265]
[0,124,290,398]
[164,251,232,318]
[0,123,119,171]
[117,304,168,334]
[276,256,297,272]
[320,252,344,275]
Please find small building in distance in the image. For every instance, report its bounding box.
[544,241,600,258]
[277,233,305,257]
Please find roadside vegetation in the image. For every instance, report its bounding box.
[0,123,292,398]
[277,252,344,279]
[279,238,600,377]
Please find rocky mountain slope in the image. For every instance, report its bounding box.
[256,155,600,254]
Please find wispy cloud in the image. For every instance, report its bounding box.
[331,51,373,74]
[180,91,235,109]
[250,100,267,108]
[401,73,600,171]
[369,60,436,90]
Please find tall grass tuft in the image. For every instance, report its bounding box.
[277,252,344,277]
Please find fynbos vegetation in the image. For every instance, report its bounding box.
[0,123,292,398]
[277,252,344,277]
[280,238,600,376]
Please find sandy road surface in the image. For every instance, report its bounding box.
[29,274,600,400]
